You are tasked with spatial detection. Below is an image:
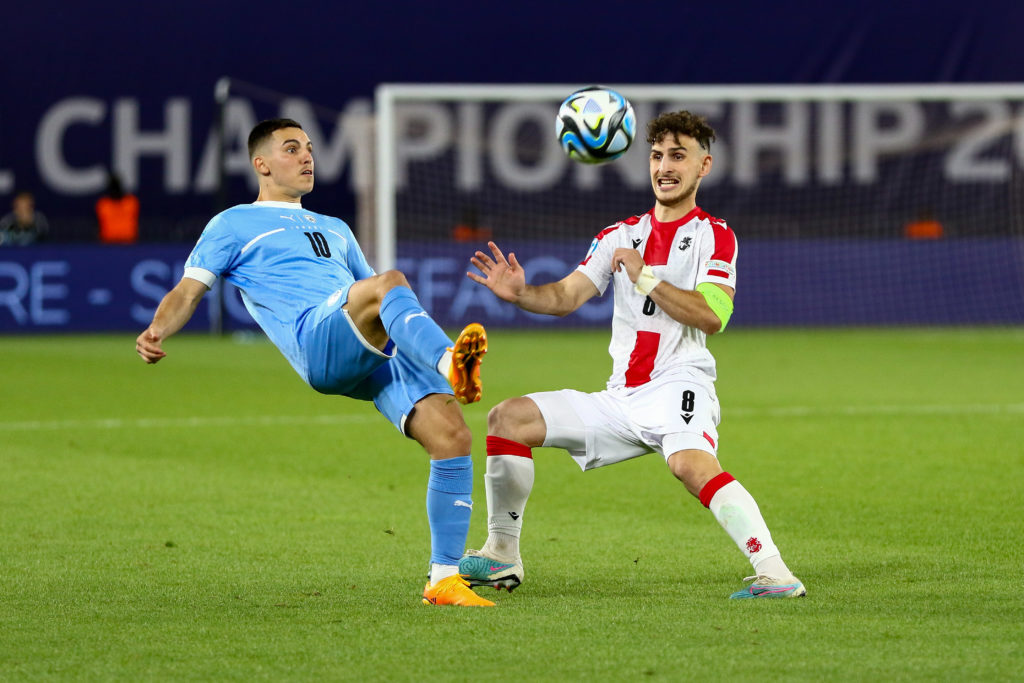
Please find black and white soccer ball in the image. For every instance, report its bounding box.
[555,86,636,164]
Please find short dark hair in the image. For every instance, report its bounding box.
[646,111,716,152]
[248,118,304,159]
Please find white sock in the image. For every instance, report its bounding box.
[481,532,520,563]
[701,473,791,578]
[481,438,535,561]
[436,349,453,376]
[430,563,459,585]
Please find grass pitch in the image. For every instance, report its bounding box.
[1,328,1022,681]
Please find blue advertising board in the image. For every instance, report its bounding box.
[3,240,1022,332]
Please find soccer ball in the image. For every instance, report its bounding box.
[555,86,636,164]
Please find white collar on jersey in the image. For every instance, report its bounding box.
[251,200,303,209]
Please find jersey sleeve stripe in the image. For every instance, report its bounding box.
[709,222,737,264]
[183,266,216,288]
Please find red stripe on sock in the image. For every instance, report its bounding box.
[698,471,735,508]
[486,435,533,458]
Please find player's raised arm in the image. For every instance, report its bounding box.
[468,241,598,317]
[468,241,525,302]
[135,277,210,363]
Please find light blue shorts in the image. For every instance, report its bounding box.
[300,295,452,435]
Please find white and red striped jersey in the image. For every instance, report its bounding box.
[576,205,738,388]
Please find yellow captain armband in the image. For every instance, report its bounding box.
[696,282,734,332]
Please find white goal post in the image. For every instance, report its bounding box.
[373,83,1024,326]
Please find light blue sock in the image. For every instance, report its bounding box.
[426,455,473,566]
[378,286,452,371]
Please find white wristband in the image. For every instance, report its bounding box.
[634,265,661,296]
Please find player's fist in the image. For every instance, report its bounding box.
[611,248,645,283]
[135,328,167,364]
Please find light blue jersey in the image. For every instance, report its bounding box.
[183,201,374,380]
[181,198,468,571]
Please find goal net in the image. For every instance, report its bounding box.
[374,84,1024,327]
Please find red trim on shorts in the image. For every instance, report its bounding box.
[486,435,533,458]
[624,331,660,387]
[703,432,716,449]
[699,471,735,508]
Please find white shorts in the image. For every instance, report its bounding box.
[527,371,721,471]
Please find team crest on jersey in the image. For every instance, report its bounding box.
[304,215,317,223]
[678,237,692,251]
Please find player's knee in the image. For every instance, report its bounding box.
[438,418,473,456]
[487,397,541,444]
[416,412,473,457]
[408,395,474,457]
[377,269,411,294]
[486,399,516,437]
[667,449,722,495]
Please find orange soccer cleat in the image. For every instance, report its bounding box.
[422,574,495,607]
[447,323,487,405]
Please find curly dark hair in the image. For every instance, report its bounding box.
[248,118,304,158]
[646,111,716,152]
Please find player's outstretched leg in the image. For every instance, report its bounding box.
[422,574,495,607]
[458,549,524,592]
[729,575,806,599]
[447,323,487,404]
[696,471,807,600]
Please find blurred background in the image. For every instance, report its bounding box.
[2,0,1023,332]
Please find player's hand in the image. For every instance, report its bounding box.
[467,241,527,303]
[136,328,167,364]
[611,248,645,283]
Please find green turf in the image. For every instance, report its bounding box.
[1,328,1022,680]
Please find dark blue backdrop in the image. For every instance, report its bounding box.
[4,0,1023,236]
